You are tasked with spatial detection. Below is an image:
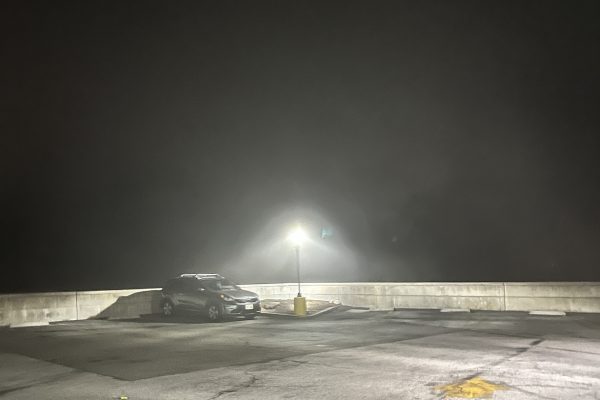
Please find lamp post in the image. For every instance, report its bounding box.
[295,245,301,297]
[287,226,307,316]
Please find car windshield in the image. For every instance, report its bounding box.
[203,279,239,291]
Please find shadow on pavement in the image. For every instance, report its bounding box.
[119,312,255,324]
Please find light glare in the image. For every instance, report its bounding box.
[287,226,308,246]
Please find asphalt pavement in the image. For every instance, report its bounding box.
[1,308,599,399]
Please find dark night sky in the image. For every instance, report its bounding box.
[2,1,600,292]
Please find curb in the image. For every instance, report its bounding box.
[529,310,566,316]
[260,305,341,319]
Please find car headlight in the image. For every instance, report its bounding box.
[219,294,235,302]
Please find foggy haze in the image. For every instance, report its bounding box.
[2,1,600,292]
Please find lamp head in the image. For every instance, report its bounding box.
[287,226,308,247]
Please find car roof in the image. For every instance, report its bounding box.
[178,273,224,280]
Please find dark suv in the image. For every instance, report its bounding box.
[160,274,261,321]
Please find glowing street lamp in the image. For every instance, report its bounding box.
[287,226,308,315]
[287,226,308,249]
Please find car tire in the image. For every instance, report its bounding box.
[207,303,223,322]
[161,299,175,317]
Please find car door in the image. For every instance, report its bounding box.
[167,279,187,308]
[183,279,210,311]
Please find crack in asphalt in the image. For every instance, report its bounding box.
[0,385,36,397]
[541,346,600,356]
[388,317,546,340]
[504,384,563,400]
[0,371,76,397]
[432,338,549,400]
[456,337,545,380]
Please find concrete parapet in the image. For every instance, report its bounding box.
[241,282,600,313]
[0,289,162,327]
[0,292,77,327]
[2,282,600,327]
[504,282,600,313]
[241,282,506,311]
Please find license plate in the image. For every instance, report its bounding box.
[244,304,254,310]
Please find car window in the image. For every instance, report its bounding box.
[202,279,239,291]
[165,279,184,292]
[181,279,202,292]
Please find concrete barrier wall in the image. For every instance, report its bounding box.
[240,283,507,311]
[2,282,600,327]
[0,292,78,327]
[241,282,600,313]
[0,289,162,327]
[504,282,600,313]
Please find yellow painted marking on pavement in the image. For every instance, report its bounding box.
[435,377,507,398]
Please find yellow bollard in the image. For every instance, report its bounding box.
[294,296,307,316]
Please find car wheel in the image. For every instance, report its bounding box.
[161,300,175,317]
[207,303,223,322]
